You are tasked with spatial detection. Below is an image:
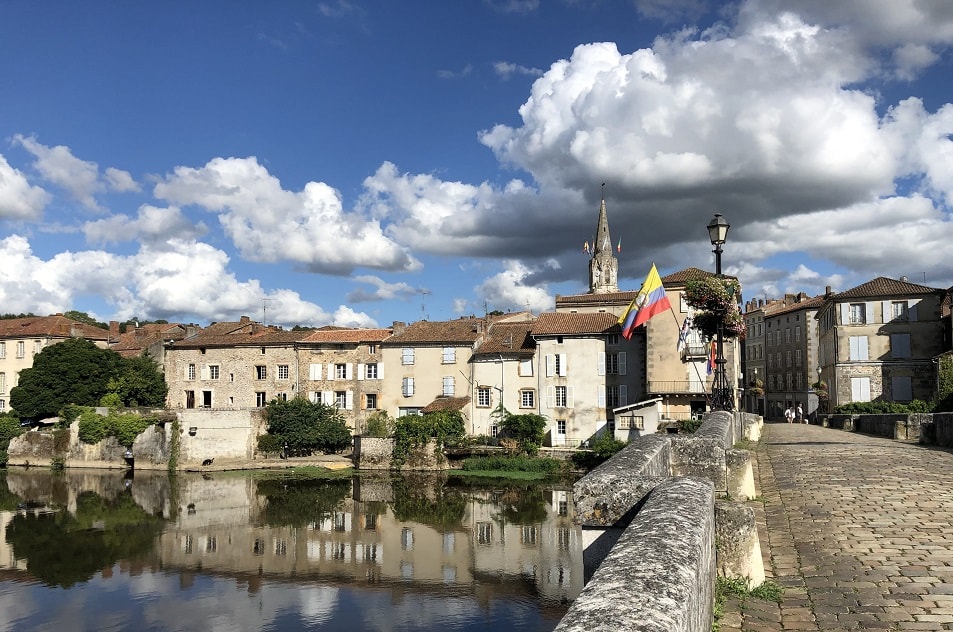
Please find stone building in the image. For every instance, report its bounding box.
[109,321,196,368]
[0,314,109,413]
[761,294,824,420]
[816,277,946,408]
[164,317,303,410]
[296,326,392,433]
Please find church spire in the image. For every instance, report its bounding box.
[588,184,620,294]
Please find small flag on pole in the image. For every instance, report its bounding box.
[707,340,716,375]
[616,237,622,253]
[677,312,693,352]
[583,241,590,255]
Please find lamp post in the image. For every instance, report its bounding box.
[707,213,732,411]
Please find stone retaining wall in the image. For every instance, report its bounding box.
[824,413,927,441]
[565,412,764,632]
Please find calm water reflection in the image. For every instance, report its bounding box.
[0,469,583,632]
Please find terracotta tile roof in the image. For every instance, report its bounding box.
[169,322,308,348]
[660,267,719,284]
[0,314,109,340]
[833,277,942,299]
[300,328,393,344]
[766,295,825,318]
[532,312,621,336]
[384,317,490,345]
[422,396,471,413]
[473,321,536,356]
[556,290,640,305]
[111,324,189,357]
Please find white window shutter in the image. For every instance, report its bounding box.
[377,363,384,379]
[598,389,606,407]
[547,386,555,408]
[620,385,628,406]
[201,365,209,380]
[309,363,321,380]
[323,390,333,403]
[619,352,627,375]
[566,386,574,408]
[840,303,850,324]
[357,364,365,380]
[559,353,568,377]
[345,391,354,410]
[345,363,353,380]
[598,352,606,376]
[909,299,920,322]
[882,301,892,322]
[866,302,876,324]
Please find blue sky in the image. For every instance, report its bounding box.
[1,1,952,328]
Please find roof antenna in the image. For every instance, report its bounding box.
[261,297,272,327]
[417,289,430,322]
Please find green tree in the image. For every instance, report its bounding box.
[63,310,108,329]
[108,353,168,407]
[10,338,123,419]
[501,413,547,455]
[264,398,352,454]
[0,412,24,466]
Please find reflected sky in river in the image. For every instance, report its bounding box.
[0,469,582,632]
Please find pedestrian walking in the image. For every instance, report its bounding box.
[797,404,804,423]
[785,406,794,423]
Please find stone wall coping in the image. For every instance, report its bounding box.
[555,477,716,632]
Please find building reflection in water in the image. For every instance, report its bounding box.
[1,468,584,611]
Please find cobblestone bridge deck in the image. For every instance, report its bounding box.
[722,422,953,631]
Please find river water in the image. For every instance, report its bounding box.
[0,469,583,632]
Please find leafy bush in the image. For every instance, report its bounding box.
[462,455,567,474]
[834,400,933,414]
[264,398,352,455]
[570,431,626,470]
[78,410,109,444]
[678,417,704,433]
[0,413,23,465]
[500,413,547,455]
[392,410,467,467]
[363,410,394,437]
[257,433,284,455]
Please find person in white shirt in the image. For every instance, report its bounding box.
[797,404,804,423]
[784,407,794,423]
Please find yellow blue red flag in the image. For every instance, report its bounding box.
[618,263,671,339]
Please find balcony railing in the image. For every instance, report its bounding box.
[647,380,710,395]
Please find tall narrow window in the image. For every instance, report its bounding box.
[555,386,567,407]
[442,376,455,396]
[277,365,290,380]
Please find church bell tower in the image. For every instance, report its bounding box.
[588,191,620,294]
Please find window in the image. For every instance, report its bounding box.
[187,363,196,380]
[256,391,267,407]
[849,336,869,361]
[849,303,866,324]
[519,358,533,376]
[260,347,266,355]
[335,391,347,408]
[785,329,791,344]
[520,526,538,546]
[477,522,493,545]
[795,349,802,367]
[606,353,621,374]
[555,386,567,408]
[256,365,267,379]
[399,407,422,417]
[277,364,289,380]
[0,342,5,358]
[850,377,871,402]
[490,424,499,437]
[401,377,415,397]
[0,372,4,394]
[335,363,347,379]
[520,389,535,408]
[556,420,566,435]
[368,343,377,354]
[16,341,25,358]
[892,376,913,401]
[795,326,801,343]
[477,387,491,407]
[442,347,456,363]
[555,354,563,376]
[785,351,792,368]
[442,376,455,396]
[0,399,5,411]
[401,527,414,551]
[365,363,378,379]
[365,393,378,410]
[402,348,415,365]
[33,340,42,354]
[546,353,567,377]
[891,301,909,321]
[209,365,220,380]
[606,334,620,346]
[891,333,911,358]
[310,391,323,404]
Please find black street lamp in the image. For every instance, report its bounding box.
[707,213,733,411]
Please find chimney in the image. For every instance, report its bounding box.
[392,321,406,336]
[109,320,120,341]
[825,285,833,297]
[240,315,251,324]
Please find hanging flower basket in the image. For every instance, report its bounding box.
[684,277,745,340]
